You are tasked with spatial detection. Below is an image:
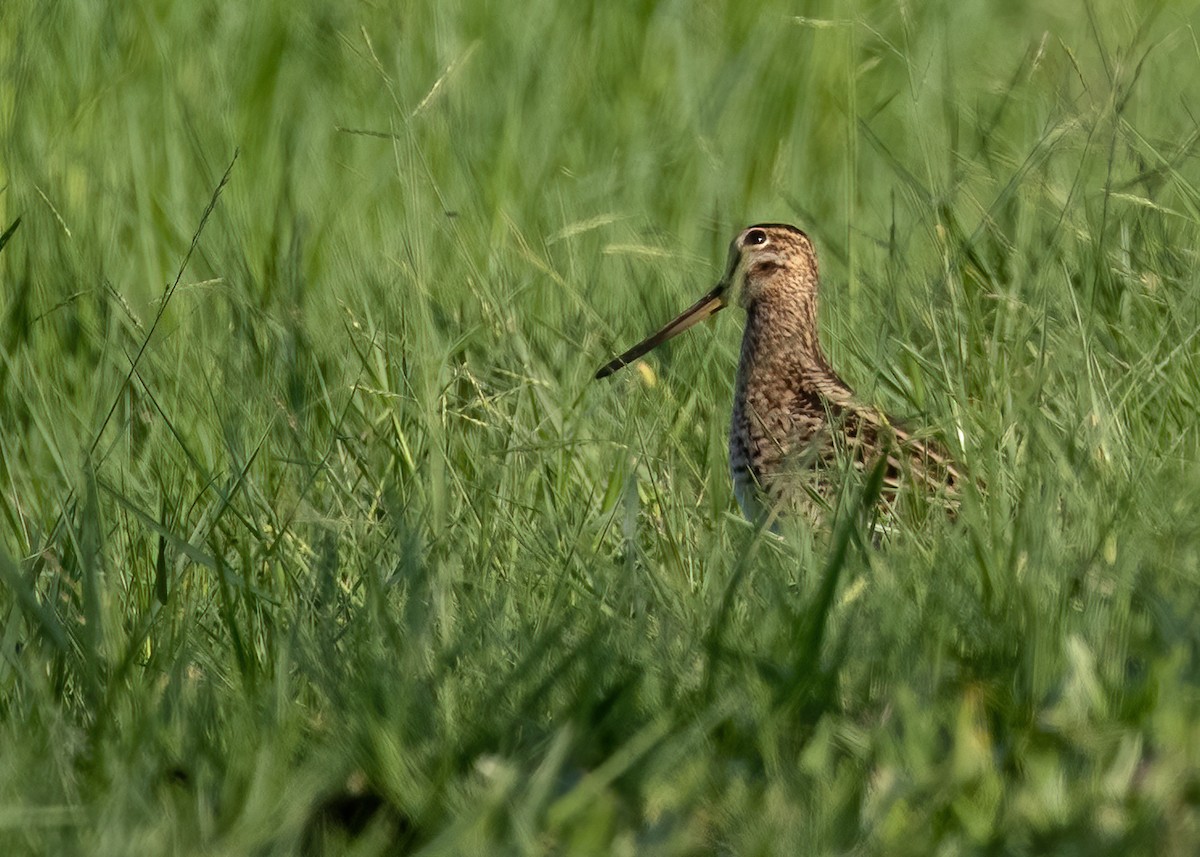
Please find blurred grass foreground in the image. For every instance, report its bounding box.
[3,1,1200,854]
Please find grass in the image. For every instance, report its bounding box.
[2,0,1200,853]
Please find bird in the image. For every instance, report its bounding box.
[595,223,959,525]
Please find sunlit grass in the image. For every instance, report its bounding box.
[2,1,1199,853]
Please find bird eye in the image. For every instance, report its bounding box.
[745,229,767,246]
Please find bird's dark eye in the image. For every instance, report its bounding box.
[745,229,767,246]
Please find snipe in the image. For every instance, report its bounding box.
[596,223,959,524]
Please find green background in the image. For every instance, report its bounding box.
[2,0,1200,853]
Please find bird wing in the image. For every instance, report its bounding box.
[811,371,961,498]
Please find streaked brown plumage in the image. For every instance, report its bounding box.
[596,223,958,524]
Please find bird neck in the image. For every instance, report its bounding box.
[738,295,829,385]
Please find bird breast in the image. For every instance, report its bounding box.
[728,311,834,518]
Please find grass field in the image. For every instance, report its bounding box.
[3,0,1200,853]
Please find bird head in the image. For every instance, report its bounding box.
[595,223,819,379]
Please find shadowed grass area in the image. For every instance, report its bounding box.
[2,0,1200,853]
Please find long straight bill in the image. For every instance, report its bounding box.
[594,285,727,379]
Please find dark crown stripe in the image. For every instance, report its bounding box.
[747,222,809,239]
